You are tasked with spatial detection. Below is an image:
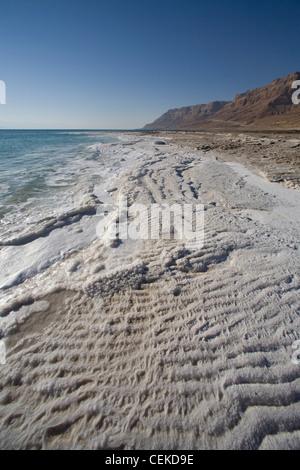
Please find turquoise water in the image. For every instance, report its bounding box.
[0,130,120,242]
[0,130,118,215]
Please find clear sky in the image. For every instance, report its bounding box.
[0,0,299,129]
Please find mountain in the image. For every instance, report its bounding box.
[143,72,300,130]
[143,101,229,130]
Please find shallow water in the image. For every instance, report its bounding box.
[0,131,147,290]
[0,130,119,243]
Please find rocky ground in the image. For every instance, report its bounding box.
[150,131,300,189]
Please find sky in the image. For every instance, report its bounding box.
[0,0,299,129]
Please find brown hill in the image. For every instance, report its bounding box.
[143,72,300,130]
[143,101,229,130]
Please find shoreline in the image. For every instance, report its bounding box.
[142,130,300,190]
[0,133,299,449]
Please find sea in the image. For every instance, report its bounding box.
[0,130,135,289]
[0,130,124,241]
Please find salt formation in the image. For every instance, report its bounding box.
[0,135,299,449]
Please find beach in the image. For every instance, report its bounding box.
[0,131,299,449]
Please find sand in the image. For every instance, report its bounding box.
[0,132,299,449]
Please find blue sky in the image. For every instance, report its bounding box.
[0,0,299,129]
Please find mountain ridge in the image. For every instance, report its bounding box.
[143,72,300,130]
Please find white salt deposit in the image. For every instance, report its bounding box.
[0,134,299,449]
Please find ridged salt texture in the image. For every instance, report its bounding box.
[0,134,299,449]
